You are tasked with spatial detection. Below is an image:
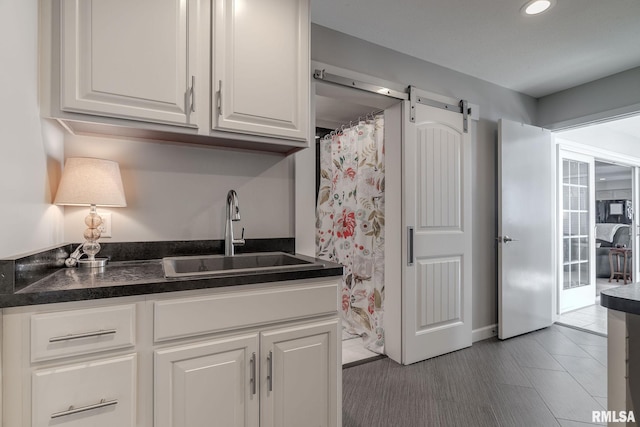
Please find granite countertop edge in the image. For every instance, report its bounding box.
[601,283,640,315]
[0,256,344,309]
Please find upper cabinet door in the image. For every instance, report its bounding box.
[213,0,310,142]
[61,0,198,127]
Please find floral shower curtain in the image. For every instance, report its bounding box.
[316,115,385,354]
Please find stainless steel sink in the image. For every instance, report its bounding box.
[162,252,325,278]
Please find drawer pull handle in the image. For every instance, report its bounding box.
[49,329,117,343]
[51,398,118,419]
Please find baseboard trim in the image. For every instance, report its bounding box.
[472,324,498,342]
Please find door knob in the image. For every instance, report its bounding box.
[496,236,518,243]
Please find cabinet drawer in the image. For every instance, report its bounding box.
[31,304,136,362]
[32,353,136,427]
[154,280,339,342]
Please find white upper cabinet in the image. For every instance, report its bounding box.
[212,0,309,141]
[60,0,199,127]
[47,0,310,152]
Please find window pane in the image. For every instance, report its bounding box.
[580,237,589,261]
[571,239,580,262]
[580,213,588,235]
[579,187,588,210]
[571,263,580,287]
[579,262,589,287]
[579,162,588,186]
[563,160,570,184]
[571,187,579,210]
[571,213,580,236]
[570,161,579,185]
[563,265,571,290]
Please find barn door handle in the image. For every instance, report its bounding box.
[407,226,414,266]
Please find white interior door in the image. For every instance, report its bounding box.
[498,119,555,340]
[558,151,596,313]
[634,167,640,281]
[403,98,472,364]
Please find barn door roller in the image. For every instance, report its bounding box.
[409,86,471,133]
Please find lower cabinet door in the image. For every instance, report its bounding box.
[154,334,259,427]
[260,319,340,427]
[32,353,136,427]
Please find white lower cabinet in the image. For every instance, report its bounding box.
[261,320,339,427]
[32,354,137,427]
[154,319,340,427]
[1,278,340,427]
[154,334,259,427]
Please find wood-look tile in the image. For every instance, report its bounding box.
[593,396,607,410]
[503,336,566,371]
[434,399,499,427]
[483,383,560,427]
[342,325,609,426]
[556,326,608,347]
[553,355,607,398]
[530,329,592,358]
[558,418,606,426]
[461,339,533,387]
[578,337,608,358]
[522,367,604,423]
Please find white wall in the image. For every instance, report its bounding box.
[0,0,64,258]
[63,134,294,242]
[311,24,539,332]
[558,126,640,159]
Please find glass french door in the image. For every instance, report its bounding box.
[559,151,596,314]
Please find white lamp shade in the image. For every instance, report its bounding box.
[54,157,127,207]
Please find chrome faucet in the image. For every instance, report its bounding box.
[225,189,245,256]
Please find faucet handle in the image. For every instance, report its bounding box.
[234,227,246,246]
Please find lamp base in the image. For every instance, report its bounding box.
[77,258,108,269]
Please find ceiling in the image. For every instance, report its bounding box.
[310,0,640,98]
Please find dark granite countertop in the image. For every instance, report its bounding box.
[0,257,343,308]
[601,283,640,315]
[0,240,343,308]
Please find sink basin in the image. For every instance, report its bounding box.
[162,252,325,278]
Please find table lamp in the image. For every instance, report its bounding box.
[54,157,127,268]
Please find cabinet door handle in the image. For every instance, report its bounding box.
[266,350,273,392]
[49,329,117,343]
[250,352,256,395]
[190,75,196,113]
[51,398,118,419]
[217,80,223,116]
[407,226,414,266]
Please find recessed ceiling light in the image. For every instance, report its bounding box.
[521,0,556,16]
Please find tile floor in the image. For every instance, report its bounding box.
[556,279,622,336]
[557,298,608,336]
[341,329,381,366]
[343,324,608,426]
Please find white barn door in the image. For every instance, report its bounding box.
[402,97,472,364]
